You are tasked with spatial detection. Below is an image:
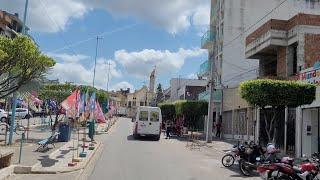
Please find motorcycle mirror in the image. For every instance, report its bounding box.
[302,154,307,158]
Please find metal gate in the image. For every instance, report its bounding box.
[286,108,296,155]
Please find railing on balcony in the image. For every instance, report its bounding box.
[201,30,215,49]
[198,89,222,103]
[198,90,209,102]
[198,60,211,77]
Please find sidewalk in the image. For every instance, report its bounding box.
[0,119,66,166]
[0,116,119,179]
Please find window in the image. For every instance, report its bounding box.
[139,111,148,121]
[150,111,159,122]
[140,102,144,106]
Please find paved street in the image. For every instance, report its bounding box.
[90,117,259,180]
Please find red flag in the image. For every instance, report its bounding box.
[94,101,106,123]
[61,90,79,118]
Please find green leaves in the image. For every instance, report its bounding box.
[39,83,108,104]
[240,79,316,108]
[158,103,175,120]
[0,35,55,98]
[159,100,208,128]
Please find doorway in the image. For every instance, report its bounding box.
[302,108,320,156]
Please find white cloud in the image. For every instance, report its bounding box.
[187,73,198,79]
[115,48,206,78]
[48,56,122,89]
[110,81,134,92]
[82,0,210,34]
[47,53,88,62]
[1,0,209,33]
[0,0,87,32]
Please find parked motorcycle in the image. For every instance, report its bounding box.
[238,142,266,176]
[257,157,294,180]
[257,153,320,180]
[276,153,320,180]
[221,144,246,167]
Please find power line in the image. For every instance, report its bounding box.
[210,0,289,84]
[49,23,139,53]
[106,61,111,92]
[38,0,79,57]
[223,0,288,48]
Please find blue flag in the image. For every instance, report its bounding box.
[89,92,96,112]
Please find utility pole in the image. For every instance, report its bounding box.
[106,62,111,92]
[92,36,102,88]
[206,57,215,143]
[9,0,29,145]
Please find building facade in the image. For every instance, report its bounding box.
[202,0,320,143]
[126,69,156,117]
[0,10,29,38]
[246,13,320,156]
[168,78,207,102]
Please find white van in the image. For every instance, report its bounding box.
[132,106,162,140]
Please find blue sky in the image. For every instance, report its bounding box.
[1,0,210,92]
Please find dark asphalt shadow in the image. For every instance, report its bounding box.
[222,164,259,178]
[56,149,71,159]
[38,155,59,167]
[126,135,159,141]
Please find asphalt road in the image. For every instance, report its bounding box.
[89,117,259,180]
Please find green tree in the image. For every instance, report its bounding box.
[156,83,164,104]
[240,79,316,143]
[158,103,175,123]
[175,100,208,130]
[0,36,55,98]
[39,83,76,130]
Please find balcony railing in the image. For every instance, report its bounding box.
[201,30,215,49]
[198,60,211,77]
[198,89,222,103]
[198,90,209,102]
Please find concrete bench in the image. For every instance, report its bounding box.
[0,149,14,168]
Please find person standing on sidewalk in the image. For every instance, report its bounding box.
[165,122,171,139]
[216,122,221,138]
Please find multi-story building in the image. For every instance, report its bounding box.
[168,78,207,102]
[126,69,156,117]
[0,10,28,38]
[246,12,320,157]
[201,0,320,143]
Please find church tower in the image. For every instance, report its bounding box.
[149,68,156,93]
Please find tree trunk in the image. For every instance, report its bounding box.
[262,108,272,143]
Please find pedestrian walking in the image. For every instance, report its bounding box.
[165,122,171,139]
[216,122,221,138]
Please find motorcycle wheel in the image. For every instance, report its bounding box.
[276,175,293,180]
[221,154,235,167]
[239,159,252,176]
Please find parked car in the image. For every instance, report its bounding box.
[8,108,32,119]
[0,109,8,122]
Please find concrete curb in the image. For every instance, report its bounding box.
[0,165,15,180]
[75,142,104,180]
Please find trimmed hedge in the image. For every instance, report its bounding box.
[159,100,208,129]
[158,103,175,121]
[240,79,316,108]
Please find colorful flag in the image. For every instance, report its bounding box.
[61,90,78,118]
[94,101,106,123]
[89,92,96,112]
